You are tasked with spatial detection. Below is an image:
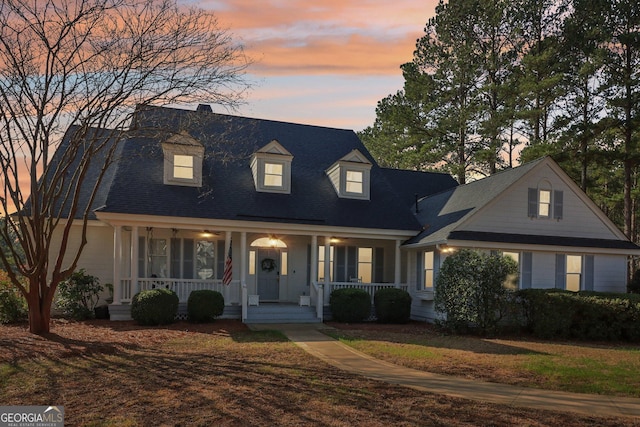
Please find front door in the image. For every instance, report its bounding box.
[257,249,280,301]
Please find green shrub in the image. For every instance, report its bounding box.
[56,269,103,320]
[434,249,518,334]
[131,288,178,326]
[374,288,411,323]
[516,289,640,341]
[187,290,224,322]
[628,269,640,294]
[0,273,27,324]
[330,288,371,322]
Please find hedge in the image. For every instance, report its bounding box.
[516,289,640,341]
[131,288,179,326]
[374,288,411,324]
[187,290,224,322]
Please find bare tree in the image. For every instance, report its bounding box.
[0,0,250,333]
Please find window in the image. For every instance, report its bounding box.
[281,252,288,276]
[538,190,551,218]
[566,255,582,292]
[345,170,363,194]
[528,187,563,219]
[249,250,256,275]
[149,238,167,278]
[173,154,194,180]
[424,251,434,290]
[264,162,284,187]
[196,241,215,279]
[358,247,373,283]
[318,246,334,281]
[502,252,520,290]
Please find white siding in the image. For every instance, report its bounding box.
[49,222,114,302]
[594,255,627,293]
[464,164,621,240]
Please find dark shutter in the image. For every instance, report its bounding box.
[555,254,566,289]
[416,252,424,290]
[521,252,532,289]
[528,188,538,218]
[216,240,225,280]
[306,244,311,284]
[183,239,194,279]
[374,248,384,283]
[554,190,563,219]
[170,238,181,278]
[584,255,594,291]
[433,250,441,285]
[347,246,357,281]
[138,236,146,278]
[335,246,346,282]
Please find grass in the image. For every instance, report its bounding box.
[0,319,638,426]
[326,324,640,398]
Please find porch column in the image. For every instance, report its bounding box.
[310,235,318,283]
[323,236,331,285]
[240,231,247,284]
[224,231,232,303]
[131,226,139,295]
[394,239,402,287]
[112,225,122,304]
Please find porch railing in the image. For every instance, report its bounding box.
[314,281,408,307]
[118,278,241,304]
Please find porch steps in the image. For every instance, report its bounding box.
[244,303,321,324]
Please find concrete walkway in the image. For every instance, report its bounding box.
[250,323,640,420]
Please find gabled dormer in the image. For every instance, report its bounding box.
[251,140,293,194]
[161,131,204,187]
[326,149,372,200]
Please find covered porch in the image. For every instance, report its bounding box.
[103,214,413,322]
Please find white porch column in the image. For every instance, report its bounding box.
[394,239,402,287]
[310,235,318,284]
[240,232,247,285]
[131,226,139,295]
[323,236,331,285]
[224,231,232,303]
[112,225,122,304]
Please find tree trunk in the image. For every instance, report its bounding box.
[27,293,52,334]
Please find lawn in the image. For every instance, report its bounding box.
[325,322,640,398]
[0,319,637,426]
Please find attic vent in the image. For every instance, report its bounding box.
[196,104,212,112]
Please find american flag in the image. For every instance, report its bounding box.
[222,240,232,285]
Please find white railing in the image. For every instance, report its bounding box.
[323,282,408,304]
[118,278,241,304]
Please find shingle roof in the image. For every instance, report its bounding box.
[406,158,545,245]
[380,168,458,210]
[96,105,454,231]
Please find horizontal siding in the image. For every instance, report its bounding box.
[531,252,556,289]
[594,255,627,293]
[464,164,621,240]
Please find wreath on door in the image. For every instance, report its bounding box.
[261,258,277,272]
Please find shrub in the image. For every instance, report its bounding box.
[131,288,178,326]
[516,289,640,341]
[330,288,371,322]
[374,288,411,323]
[0,272,27,324]
[628,269,640,294]
[187,290,224,322]
[56,269,103,320]
[434,249,518,334]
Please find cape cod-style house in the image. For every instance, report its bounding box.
[49,105,640,323]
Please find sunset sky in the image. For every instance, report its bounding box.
[200,0,439,131]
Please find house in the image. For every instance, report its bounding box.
[49,105,640,323]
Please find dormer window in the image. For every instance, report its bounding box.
[251,140,293,194]
[326,149,372,200]
[528,181,563,220]
[162,131,204,187]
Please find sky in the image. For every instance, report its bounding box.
[197,0,439,131]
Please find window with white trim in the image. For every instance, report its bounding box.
[538,189,551,218]
[251,140,293,194]
[264,162,284,187]
[345,170,363,194]
[423,251,434,290]
[318,246,334,281]
[162,133,204,187]
[358,247,373,283]
[566,255,582,292]
[502,251,520,290]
